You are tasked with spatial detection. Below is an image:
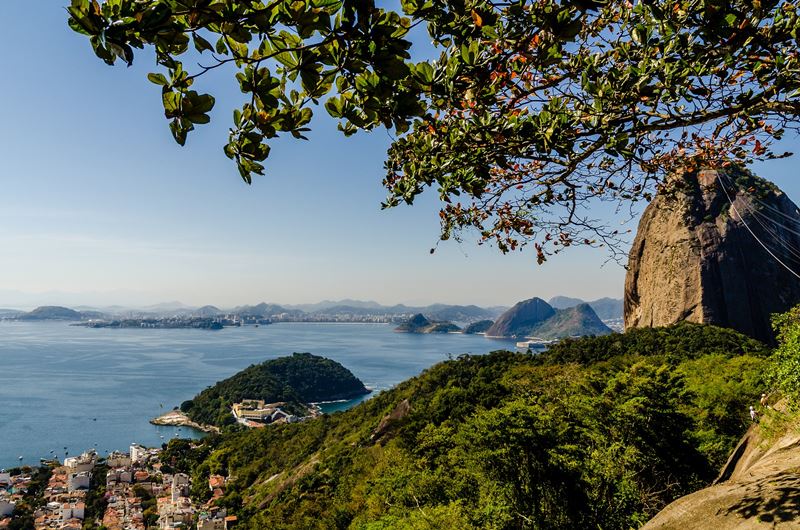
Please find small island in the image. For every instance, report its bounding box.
[394,313,461,334]
[175,352,371,428]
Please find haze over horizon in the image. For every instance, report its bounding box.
[2,1,799,309]
[0,288,616,313]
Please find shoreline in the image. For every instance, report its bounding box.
[150,410,220,434]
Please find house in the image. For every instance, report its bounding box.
[64,451,97,474]
[171,473,190,502]
[106,451,132,468]
[68,472,91,492]
[130,444,147,464]
[60,501,85,520]
[207,475,225,491]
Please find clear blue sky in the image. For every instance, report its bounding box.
[1,2,799,309]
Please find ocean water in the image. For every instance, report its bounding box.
[0,321,515,469]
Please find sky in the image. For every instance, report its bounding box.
[1,2,799,309]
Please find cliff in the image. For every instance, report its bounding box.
[625,167,800,343]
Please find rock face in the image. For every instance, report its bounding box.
[486,297,556,337]
[625,167,800,343]
[644,405,800,529]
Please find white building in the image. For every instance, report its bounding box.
[130,443,147,464]
[106,451,131,468]
[60,501,85,520]
[171,473,190,502]
[64,451,97,473]
[68,472,91,492]
[0,472,10,487]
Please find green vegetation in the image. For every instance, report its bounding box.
[769,305,800,404]
[67,1,800,259]
[134,485,160,527]
[395,314,461,334]
[82,463,109,529]
[167,323,768,529]
[527,304,611,339]
[180,353,369,427]
[463,320,494,334]
[5,467,52,530]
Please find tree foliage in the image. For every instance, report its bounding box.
[67,0,800,259]
[171,325,768,529]
[180,352,369,427]
[769,304,800,402]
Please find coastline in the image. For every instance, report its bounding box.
[150,410,220,434]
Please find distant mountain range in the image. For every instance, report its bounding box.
[548,296,624,320]
[0,297,621,325]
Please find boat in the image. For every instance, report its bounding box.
[515,339,556,350]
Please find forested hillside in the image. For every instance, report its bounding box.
[164,324,769,529]
[179,353,369,427]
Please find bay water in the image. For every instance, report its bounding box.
[0,321,515,469]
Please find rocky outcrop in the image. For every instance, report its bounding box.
[487,297,611,338]
[644,406,800,529]
[625,167,800,343]
[394,313,460,333]
[371,399,411,443]
[486,297,556,337]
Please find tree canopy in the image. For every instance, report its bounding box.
[67,0,800,260]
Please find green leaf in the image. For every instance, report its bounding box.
[193,33,214,54]
[147,73,169,86]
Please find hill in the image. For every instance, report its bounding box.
[487,298,611,339]
[394,314,461,333]
[165,324,769,529]
[548,296,624,320]
[193,305,222,317]
[531,303,613,338]
[486,297,556,337]
[548,295,585,309]
[179,353,369,427]
[17,306,84,320]
[231,302,303,317]
[463,319,494,334]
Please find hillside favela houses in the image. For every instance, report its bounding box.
[0,444,236,530]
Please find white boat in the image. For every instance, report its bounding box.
[515,339,555,349]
